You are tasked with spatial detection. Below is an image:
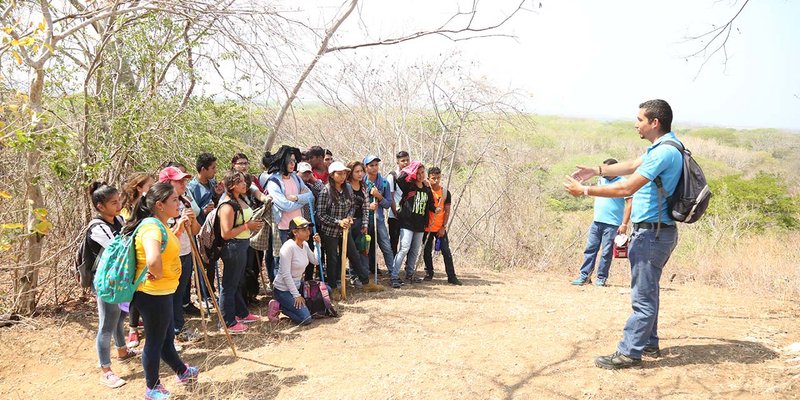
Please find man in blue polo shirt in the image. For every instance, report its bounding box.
[564,99,682,369]
[571,158,632,287]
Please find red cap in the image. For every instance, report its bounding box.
[158,166,192,183]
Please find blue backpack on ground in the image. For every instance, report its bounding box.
[93,217,168,304]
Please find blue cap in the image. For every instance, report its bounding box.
[363,154,381,165]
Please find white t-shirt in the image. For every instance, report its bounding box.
[274,240,317,297]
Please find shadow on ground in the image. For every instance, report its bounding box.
[648,337,779,368]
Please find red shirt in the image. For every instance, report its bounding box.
[313,169,329,184]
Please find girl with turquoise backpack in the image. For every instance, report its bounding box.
[122,182,199,400]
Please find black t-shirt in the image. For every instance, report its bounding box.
[352,184,366,221]
[395,173,436,232]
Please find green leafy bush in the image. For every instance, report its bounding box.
[707,173,800,230]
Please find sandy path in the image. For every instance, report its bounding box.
[1,269,798,399]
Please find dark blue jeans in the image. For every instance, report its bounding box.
[131,291,187,389]
[422,232,456,280]
[219,239,250,327]
[174,253,193,333]
[579,221,618,280]
[274,286,312,325]
[617,225,678,358]
[368,213,395,274]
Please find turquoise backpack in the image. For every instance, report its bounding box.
[93,217,168,304]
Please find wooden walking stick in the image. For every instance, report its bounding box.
[188,234,237,357]
[340,226,349,301]
[184,222,208,344]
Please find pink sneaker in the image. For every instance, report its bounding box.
[224,322,248,334]
[236,313,261,324]
[267,300,280,323]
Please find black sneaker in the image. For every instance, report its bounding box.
[423,273,433,281]
[595,351,642,369]
[405,274,422,283]
[642,346,661,358]
[447,278,463,286]
[391,279,402,289]
[183,303,201,316]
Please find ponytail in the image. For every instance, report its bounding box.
[122,182,175,234]
[88,181,118,211]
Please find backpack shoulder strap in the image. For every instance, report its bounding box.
[658,139,685,153]
[86,218,110,240]
[140,217,169,252]
[220,199,244,227]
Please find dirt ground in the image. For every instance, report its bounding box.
[1,267,799,400]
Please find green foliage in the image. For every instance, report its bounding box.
[687,127,741,147]
[707,173,800,230]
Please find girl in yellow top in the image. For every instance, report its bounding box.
[124,182,198,399]
[217,170,264,333]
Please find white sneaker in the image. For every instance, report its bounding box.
[100,371,126,388]
[174,341,183,352]
[350,276,363,289]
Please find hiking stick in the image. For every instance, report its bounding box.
[258,251,269,294]
[340,227,348,301]
[185,222,208,344]
[373,208,378,284]
[187,236,237,357]
[308,204,325,282]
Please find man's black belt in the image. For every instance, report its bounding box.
[632,222,676,230]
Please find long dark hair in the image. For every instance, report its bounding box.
[122,182,175,234]
[88,181,119,211]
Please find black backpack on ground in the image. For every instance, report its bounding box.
[654,140,712,224]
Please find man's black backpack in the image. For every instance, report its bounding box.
[655,140,712,224]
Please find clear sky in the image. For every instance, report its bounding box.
[329,0,800,130]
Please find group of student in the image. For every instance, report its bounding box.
[83,145,460,399]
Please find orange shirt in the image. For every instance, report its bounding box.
[426,187,451,233]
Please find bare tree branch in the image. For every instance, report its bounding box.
[685,0,750,78]
[325,0,526,53]
[265,0,360,151]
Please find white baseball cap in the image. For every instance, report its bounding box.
[328,161,350,174]
[297,162,313,173]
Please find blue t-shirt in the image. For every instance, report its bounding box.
[593,176,627,226]
[187,177,217,225]
[631,132,684,224]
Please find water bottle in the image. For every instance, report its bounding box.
[434,238,441,255]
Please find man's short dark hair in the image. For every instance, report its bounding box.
[603,158,618,166]
[639,99,672,133]
[325,149,333,157]
[196,152,217,173]
[307,146,324,159]
[428,166,442,175]
[396,151,409,159]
